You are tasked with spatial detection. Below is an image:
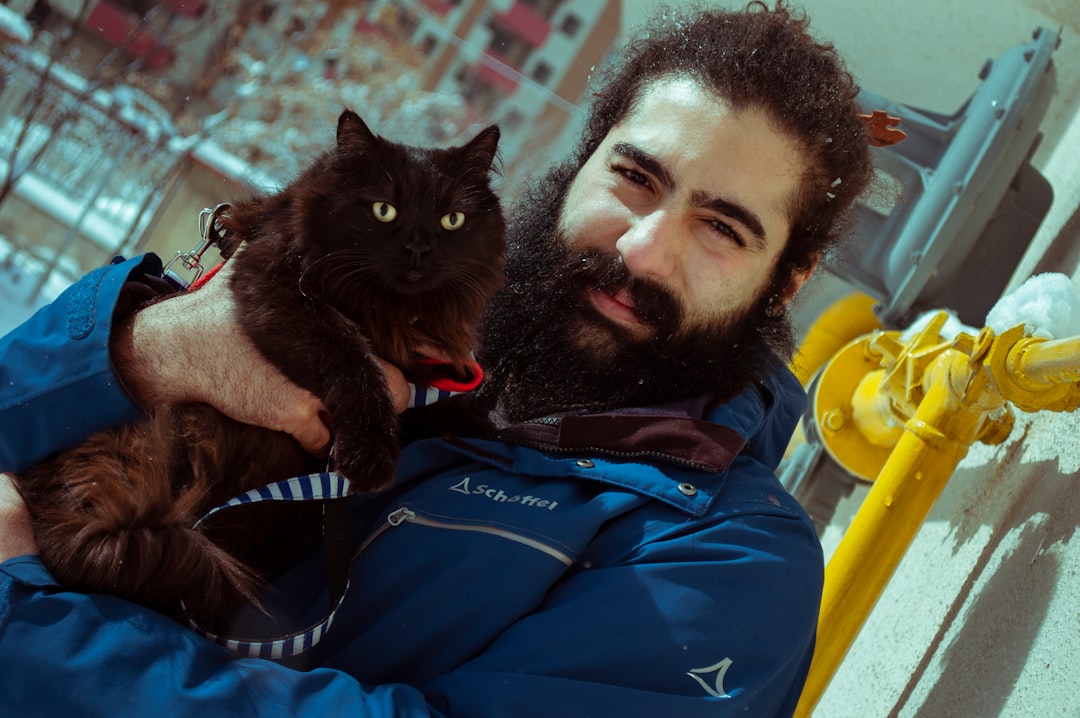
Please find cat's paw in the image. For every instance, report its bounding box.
[321,362,401,491]
[330,430,399,492]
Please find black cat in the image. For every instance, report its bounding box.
[16,110,506,628]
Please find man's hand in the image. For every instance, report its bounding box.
[112,258,337,453]
[380,359,413,414]
[110,256,416,456]
[0,473,36,562]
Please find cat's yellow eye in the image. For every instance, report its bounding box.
[440,211,465,231]
[372,202,397,222]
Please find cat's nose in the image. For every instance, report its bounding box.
[405,231,434,266]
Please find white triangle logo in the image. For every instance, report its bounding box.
[687,658,732,698]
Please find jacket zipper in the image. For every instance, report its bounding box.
[354,507,574,566]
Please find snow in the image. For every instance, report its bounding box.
[900,308,977,342]
[985,272,1080,339]
[900,273,1080,343]
[0,5,31,45]
[191,139,279,192]
[0,159,148,253]
[0,237,67,338]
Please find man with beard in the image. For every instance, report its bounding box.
[476,76,816,422]
[0,3,873,716]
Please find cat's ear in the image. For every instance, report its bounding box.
[337,109,379,149]
[460,125,501,173]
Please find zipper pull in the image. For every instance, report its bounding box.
[387,507,415,526]
[525,416,562,426]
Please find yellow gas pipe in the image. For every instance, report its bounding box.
[794,314,1080,716]
[791,292,881,387]
[1012,336,1080,386]
[784,292,882,468]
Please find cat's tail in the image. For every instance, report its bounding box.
[19,404,274,628]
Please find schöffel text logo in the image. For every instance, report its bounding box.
[448,477,559,511]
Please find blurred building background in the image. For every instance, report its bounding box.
[0,0,617,299]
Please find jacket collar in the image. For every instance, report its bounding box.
[492,401,745,473]
[403,362,806,476]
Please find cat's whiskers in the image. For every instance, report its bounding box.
[298,250,378,301]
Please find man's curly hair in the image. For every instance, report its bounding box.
[575,1,873,296]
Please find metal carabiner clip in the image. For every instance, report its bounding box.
[163,203,231,289]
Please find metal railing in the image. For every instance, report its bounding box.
[0,42,185,298]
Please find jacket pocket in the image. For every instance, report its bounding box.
[355,506,575,566]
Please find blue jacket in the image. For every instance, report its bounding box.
[0,255,824,717]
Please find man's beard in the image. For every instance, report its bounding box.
[475,162,796,423]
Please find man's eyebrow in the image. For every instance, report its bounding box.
[610,142,674,191]
[611,141,770,250]
[691,190,769,250]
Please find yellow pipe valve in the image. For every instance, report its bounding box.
[851,369,905,447]
[984,325,1080,413]
[812,334,898,482]
[795,315,1080,717]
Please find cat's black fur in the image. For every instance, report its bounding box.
[16,110,506,629]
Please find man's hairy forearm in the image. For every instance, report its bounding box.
[109,291,208,411]
[108,273,333,454]
[110,311,157,411]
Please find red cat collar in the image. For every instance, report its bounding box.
[188,261,225,290]
[414,357,484,392]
